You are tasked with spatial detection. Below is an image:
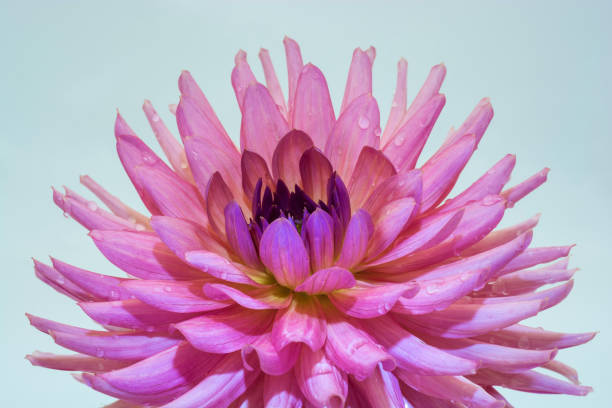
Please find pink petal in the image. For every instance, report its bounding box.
[396,370,503,408]
[366,197,417,260]
[242,334,300,376]
[203,283,292,310]
[398,300,542,338]
[50,328,181,361]
[442,97,494,150]
[33,259,94,301]
[478,261,576,296]
[231,50,257,113]
[462,213,540,256]
[283,36,304,121]
[440,154,516,213]
[381,58,408,146]
[121,279,229,313]
[324,307,395,380]
[421,335,556,373]
[468,369,592,396]
[350,366,404,408]
[325,93,380,182]
[90,229,204,280]
[362,170,422,222]
[292,63,335,150]
[301,208,335,272]
[336,209,374,269]
[271,130,314,188]
[142,99,193,181]
[295,267,355,294]
[185,250,266,285]
[295,347,348,408]
[229,374,264,408]
[263,371,303,407]
[502,167,550,208]
[241,83,290,165]
[26,351,130,373]
[241,150,274,199]
[174,305,275,353]
[348,146,397,210]
[383,94,446,173]
[419,134,477,213]
[401,383,477,408]
[329,281,418,319]
[79,299,198,330]
[205,172,234,238]
[542,360,580,385]
[404,63,446,120]
[259,48,287,118]
[27,314,88,335]
[299,147,333,203]
[50,257,132,301]
[271,296,326,351]
[364,315,477,376]
[468,280,575,312]
[160,353,260,408]
[259,218,310,289]
[340,47,374,114]
[498,245,574,275]
[474,324,597,350]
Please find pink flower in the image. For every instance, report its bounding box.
[27,37,594,407]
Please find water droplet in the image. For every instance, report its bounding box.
[56,277,65,285]
[152,114,160,122]
[374,127,382,137]
[482,195,501,206]
[164,286,172,292]
[135,224,146,231]
[142,153,155,164]
[518,336,530,349]
[376,302,391,315]
[87,201,98,211]
[109,289,119,300]
[180,161,189,169]
[63,211,70,218]
[358,116,370,129]
[391,101,399,108]
[393,135,405,146]
[95,349,105,358]
[459,274,470,282]
[426,282,440,294]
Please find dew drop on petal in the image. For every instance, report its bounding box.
[358,116,370,129]
[426,282,440,294]
[152,114,160,122]
[109,289,119,300]
[393,135,405,146]
[164,286,172,292]
[145,326,156,332]
[56,277,65,285]
[135,224,146,231]
[87,201,98,211]
[374,127,382,137]
[95,349,105,358]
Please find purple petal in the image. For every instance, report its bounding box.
[301,208,335,272]
[225,201,262,269]
[468,369,591,396]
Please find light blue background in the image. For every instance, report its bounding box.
[1,1,609,407]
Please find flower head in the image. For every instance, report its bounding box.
[27,37,594,407]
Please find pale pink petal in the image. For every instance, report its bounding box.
[474,324,597,350]
[468,369,592,396]
[542,360,580,385]
[329,281,418,319]
[366,197,417,260]
[259,218,310,289]
[365,315,478,376]
[241,83,290,165]
[404,63,446,121]
[295,267,355,295]
[502,168,550,208]
[441,97,494,150]
[122,279,229,313]
[259,48,287,118]
[143,99,193,182]
[362,170,422,222]
[381,58,408,146]
[478,261,576,296]
[462,213,540,256]
[383,94,446,172]
[263,371,303,407]
[350,366,404,408]
[271,296,326,351]
[90,230,204,280]
[468,280,574,312]
[185,250,267,285]
[336,209,374,269]
[292,64,335,150]
[299,147,333,203]
[203,283,292,310]
[27,314,88,335]
[348,146,397,210]
[242,334,300,376]
[283,36,304,122]
[26,351,131,373]
[271,130,314,188]
[174,305,275,353]
[295,347,348,408]
[325,94,380,182]
[498,245,574,275]
[33,259,95,301]
[231,50,257,113]
[340,47,374,114]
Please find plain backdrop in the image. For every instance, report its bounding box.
[1,1,610,407]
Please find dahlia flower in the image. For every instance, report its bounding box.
[27,37,594,407]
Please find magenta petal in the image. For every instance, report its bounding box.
[350,366,404,408]
[263,371,303,407]
[323,307,395,381]
[26,352,130,373]
[348,146,397,210]
[203,283,292,310]
[336,209,374,269]
[295,267,355,294]
[329,281,418,319]
[259,218,310,289]
[160,353,260,408]
[79,299,198,330]
[442,97,494,150]
[302,208,335,272]
[241,83,290,165]
[271,130,314,189]
[292,64,335,150]
[295,347,348,408]
[90,230,204,280]
[174,305,275,353]
[121,279,230,313]
[474,324,597,350]
[33,259,94,301]
[271,296,326,351]
[325,93,381,182]
[242,334,300,376]
[185,250,266,285]
[224,201,262,269]
[364,315,478,376]
[502,167,550,208]
[299,147,333,203]
[366,197,417,260]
